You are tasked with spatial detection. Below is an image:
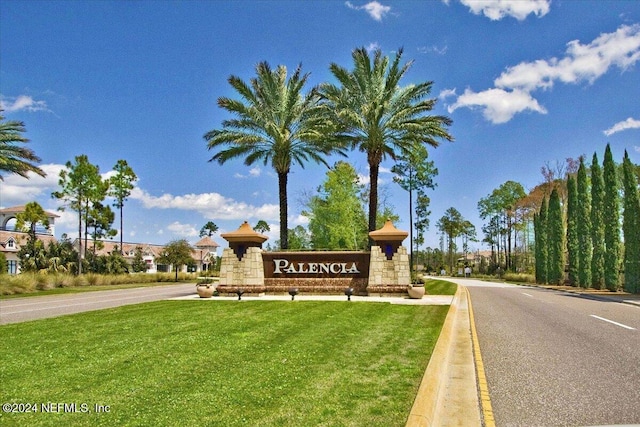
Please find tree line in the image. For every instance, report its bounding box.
[51,155,138,274]
[534,144,640,293]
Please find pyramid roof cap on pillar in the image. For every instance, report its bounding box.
[369,219,408,243]
[221,221,268,244]
[194,236,220,249]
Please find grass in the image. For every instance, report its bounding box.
[423,278,458,295]
[0,300,448,426]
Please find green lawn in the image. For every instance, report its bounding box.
[423,278,457,295]
[0,300,448,426]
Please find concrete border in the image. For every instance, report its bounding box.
[466,286,496,427]
[406,285,482,426]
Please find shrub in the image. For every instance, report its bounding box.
[0,271,198,295]
[502,272,535,283]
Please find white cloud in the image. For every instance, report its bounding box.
[604,117,640,136]
[366,42,381,53]
[292,214,309,226]
[263,223,280,243]
[130,188,279,221]
[1,164,64,205]
[0,94,50,113]
[439,88,457,99]
[418,44,448,55]
[447,88,547,124]
[166,221,198,237]
[635,146,640,153]
[345,1,391,21]
[234,166,262,179]
[357,173,370,185]
[50,209,78,234]
[495,24,640,91]
[460,0,550,21]
[445,24,640,124]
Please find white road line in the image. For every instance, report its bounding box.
[590,315,636,330]
[522,293,533,297]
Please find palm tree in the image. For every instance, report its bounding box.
[0,112,46,180]
[205,62,341,249]
[320,47,453,235]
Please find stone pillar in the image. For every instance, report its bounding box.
[218,221,268,292]
[367,219,410,294]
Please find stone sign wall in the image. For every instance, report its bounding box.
[261,251,370,295]
[216,220,410,296]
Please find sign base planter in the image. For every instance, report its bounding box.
[407,284,425,299]
[196,284,215,298]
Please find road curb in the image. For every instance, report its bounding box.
[406,285,482,426]
[466,287,495,427]
[528,284,640,307]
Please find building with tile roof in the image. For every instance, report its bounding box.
[0,205,220,274]
[0,205,59,274]
[81,238,220,273]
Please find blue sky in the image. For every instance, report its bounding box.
[1,0,639,252]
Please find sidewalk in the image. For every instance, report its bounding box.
[406,285,482,427]
[172,293,453,305]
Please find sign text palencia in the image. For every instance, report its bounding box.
[273,259,361,274]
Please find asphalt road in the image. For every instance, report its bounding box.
[0,283,196,325]
[447,278,640,427]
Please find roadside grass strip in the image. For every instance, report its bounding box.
[423,279,457,296]
[0,300,448,427]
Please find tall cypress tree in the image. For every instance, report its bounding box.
[534,197,548,284]
[603,144,620,291]
[577,158,592,288]
[548,188,564,285]
[621,150,640,293]
[534,212,540,282]
[590,152,605,289]
[566,175,579,286]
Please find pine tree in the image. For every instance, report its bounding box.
[534,197,548,284]
[576,158,592,288]
[548,188,564,285]
[603,144,621,291]
[566,175,579,286]
[590,152,605,289]
[621,150,640,293]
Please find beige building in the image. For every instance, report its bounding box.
[0,205,220,274]
[83,237,219,273]
[0,205,59,274]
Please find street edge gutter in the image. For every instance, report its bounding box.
[526,284,640,308]
[405,285,460,426]
[466,286,496,427]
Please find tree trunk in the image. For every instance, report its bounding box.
[368,154,381,247]
[77,213,83,275]
[409,169,414,276]
[84,199,89,260]
[120,204,124,255]
[507,215,513,271]
[278,172,289,250]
